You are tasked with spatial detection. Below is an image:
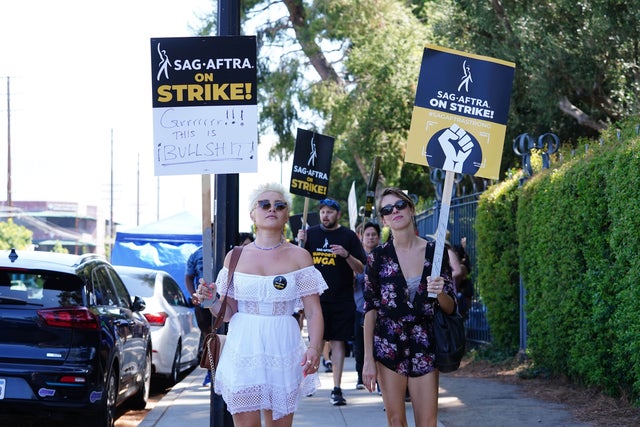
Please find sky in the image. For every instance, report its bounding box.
[0,0,292,233]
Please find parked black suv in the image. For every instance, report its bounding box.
[0,250,151,427]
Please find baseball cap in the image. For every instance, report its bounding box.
[318,198,340,211]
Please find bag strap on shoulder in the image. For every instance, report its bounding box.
[211,245,243,331]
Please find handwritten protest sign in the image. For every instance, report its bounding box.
[150,36,258,176]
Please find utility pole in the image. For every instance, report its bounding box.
[6,76,12,207]
[110,129,114,251]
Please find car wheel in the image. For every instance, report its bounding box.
[129,350,151,410]
[89,366,117,427]
[168,342,182,386]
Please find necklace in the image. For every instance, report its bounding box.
[253,239,284,251]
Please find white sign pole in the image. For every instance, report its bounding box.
[201,175,213,283]
[428,169,455,297]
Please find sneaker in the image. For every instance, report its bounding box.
[202,371,211,387]
[323,358,333,373]
[356,382,365,390]
[330,387,346,406]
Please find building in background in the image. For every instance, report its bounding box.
[0,201,106,255]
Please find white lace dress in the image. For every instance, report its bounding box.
[213,265,328,421]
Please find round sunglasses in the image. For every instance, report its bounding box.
[256,199,288,211]
[380,199,409,216]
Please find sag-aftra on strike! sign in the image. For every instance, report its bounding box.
[406,45,516,180]
[289,128,335,200]
[150,36,257,176]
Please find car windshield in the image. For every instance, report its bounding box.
[118,271,155,298]
[0,269,83,307]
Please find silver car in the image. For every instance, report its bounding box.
[114,266,200,386]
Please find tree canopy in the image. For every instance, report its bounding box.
[0,219,33,250]
[197,0,640,207]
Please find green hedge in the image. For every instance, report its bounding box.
[476,178,521,352]
[476,116,640,402]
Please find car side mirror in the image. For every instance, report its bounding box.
[131,295,146,312]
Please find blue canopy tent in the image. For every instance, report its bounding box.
[111,211,202,298]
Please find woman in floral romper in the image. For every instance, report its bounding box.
[363,187,456,427]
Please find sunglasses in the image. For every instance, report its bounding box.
[256,200,288,211]
[380,199,409,216]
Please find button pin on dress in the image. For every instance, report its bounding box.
[273,275,287,290]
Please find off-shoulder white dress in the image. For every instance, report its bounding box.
[213,265,328,421]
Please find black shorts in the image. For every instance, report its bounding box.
[194,306,213,333]
[321,300,355,342]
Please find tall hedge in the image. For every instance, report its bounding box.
[476,178,520,352]
[476,117,640,401]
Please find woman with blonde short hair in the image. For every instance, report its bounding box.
[195,182,327,427]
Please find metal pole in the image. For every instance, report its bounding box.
[212,2,241,426]
[519,276,527,357]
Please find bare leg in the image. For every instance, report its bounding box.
[377,363,409,427]
[408,370,439,427]
[330,340,346,388]
[232,410,262,427]
[263,410,294,427]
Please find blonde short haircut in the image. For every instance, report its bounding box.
[248,182,293,212]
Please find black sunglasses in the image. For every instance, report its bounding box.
[256,200,288,211]
[380,199,409,216]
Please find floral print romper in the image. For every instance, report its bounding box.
[363,239,455,376]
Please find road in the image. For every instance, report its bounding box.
[0,371,188,427]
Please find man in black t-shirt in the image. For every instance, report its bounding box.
[298,198,366,406]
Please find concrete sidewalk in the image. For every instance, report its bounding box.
[139,355,590,427]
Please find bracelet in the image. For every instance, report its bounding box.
[342,252,350,259]
[307,346,321,355]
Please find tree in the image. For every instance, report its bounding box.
[0,219,33,250]
[52,241,69,254]
[201,0,438,209]
[418,0,640,146]
[197,0,640,205]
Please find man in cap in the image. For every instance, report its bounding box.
[298,198,366,406]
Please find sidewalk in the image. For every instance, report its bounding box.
[139,356,590,427]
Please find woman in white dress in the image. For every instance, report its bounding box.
[196,182,327,427]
